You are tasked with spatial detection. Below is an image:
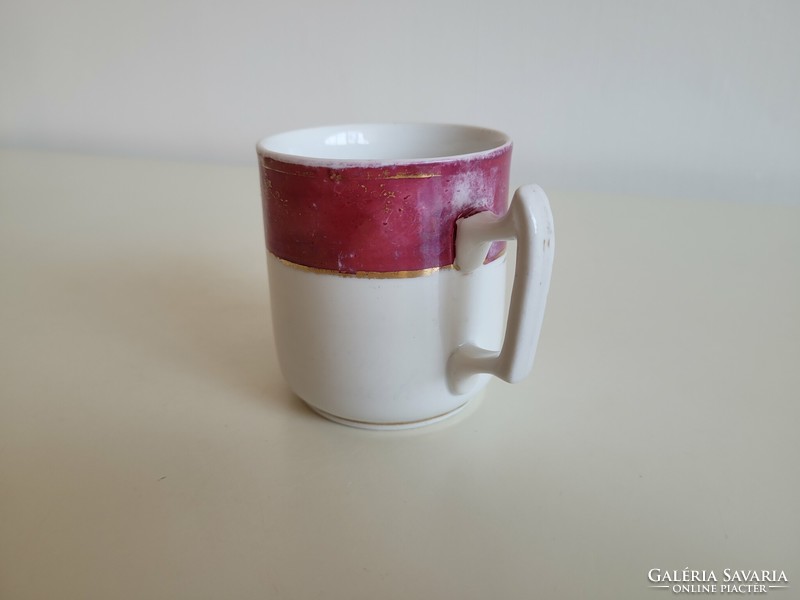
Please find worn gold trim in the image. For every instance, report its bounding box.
[272,255,447,278]
[261,159,441,180]
[261,162,315,178]
[269,249,505,279]
[381,172,440,179]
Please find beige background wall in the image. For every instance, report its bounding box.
[2,0,798,203]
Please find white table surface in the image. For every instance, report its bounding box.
[1,149,798,599]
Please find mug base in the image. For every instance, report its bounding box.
[306,402,470,431]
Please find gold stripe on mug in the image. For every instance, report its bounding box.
[270,250,506,279]
[260,158,441,180]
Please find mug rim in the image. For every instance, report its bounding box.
[256,122,512,167]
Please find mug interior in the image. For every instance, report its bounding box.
[257,123,511,164]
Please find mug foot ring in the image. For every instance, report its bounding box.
[306,403,469,430]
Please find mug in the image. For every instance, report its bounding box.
[257,123,554,429]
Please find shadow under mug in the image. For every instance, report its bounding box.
[257,123,554,429]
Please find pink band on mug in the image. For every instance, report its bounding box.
[259,146,511,274]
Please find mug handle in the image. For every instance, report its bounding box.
[447,184,555,394]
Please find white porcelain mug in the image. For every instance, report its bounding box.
[257,124,554,429]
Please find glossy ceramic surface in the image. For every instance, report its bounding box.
[267,253,505,427]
